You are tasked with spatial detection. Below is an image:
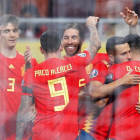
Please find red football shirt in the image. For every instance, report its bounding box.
[92,60,140,140]
[90,60,111,84]
[91,53,109,67]
[78,55,111,133]
[0,51,37,140]
[22,50,91,140]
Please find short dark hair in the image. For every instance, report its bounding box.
[40,30,61,53]
[62,23,85,40]
[0,14,19,27]
[106,36,127,55]
[125,34,140,51]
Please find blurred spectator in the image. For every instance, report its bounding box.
[48,0,95,18]
[20,4,47,39]
[105,0,122,18]
[20,4,40,18]
[103,0,123,38]
[12,0,49,17]
[94,0,133,18]
[133,0,140,18]
[94,0,133,39]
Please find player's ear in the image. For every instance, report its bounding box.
[40,46,44,54]
[59,44,63,52]
[108,54,114,65]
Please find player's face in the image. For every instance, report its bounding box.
[0,22,19,49]
[62,28,83,57]
[114,43,131,64]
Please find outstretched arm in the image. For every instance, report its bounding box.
[89,70,140,100]
[86,16,101,61]
[16,95,33,140]
[120,7,138,34]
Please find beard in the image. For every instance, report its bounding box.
[65,43,82,57]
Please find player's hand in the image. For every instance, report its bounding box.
[122,70,140,85]
[24,45,32,70]
[86,16,99,28]
[24,44,32,64]
[135,102,140,114]
[120,7,138,26]
[95,98,109,108]
[28,104,37,122]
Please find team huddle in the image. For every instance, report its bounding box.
[0,7,140,140]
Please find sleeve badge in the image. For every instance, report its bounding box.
[90,69,98,78]
[77,53,86,57]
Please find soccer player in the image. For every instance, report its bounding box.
[89,7,139,107]
[16,16,101,140]
[61,18,103,140]
[91,34,140,140]
[0,14,37,140]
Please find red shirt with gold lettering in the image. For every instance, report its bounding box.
[91,53,109,67]
[92,60,140,140]
[22,51,91,140]
[0,51,37,140]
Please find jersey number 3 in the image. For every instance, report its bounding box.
[48,77,69,112]
[7,78,15,92]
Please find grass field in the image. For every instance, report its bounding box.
[16,40,106,63]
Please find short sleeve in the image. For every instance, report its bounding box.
[90,61,109,84]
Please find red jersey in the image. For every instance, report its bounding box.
[78,55,110,134]
[92,60,140,140]
[90,60,111,84]
[22,51,91,140]
[0,51,37,140]
[91,53,109,67]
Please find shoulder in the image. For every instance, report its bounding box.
[101,60,111,68]
[18,52,24,57]
[61,55,66,60]
[91,53,109,66]
[93,60,110,69]
[109,62,126,72]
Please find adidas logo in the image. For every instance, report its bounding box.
[9,64,15,69]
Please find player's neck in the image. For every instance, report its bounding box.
[44,52,61,60]
[65,54,71,58]
[0,47,17,58]
[131,51,140,61]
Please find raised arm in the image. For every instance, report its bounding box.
[120,7,138,34]
[86,16,101,61]
[24,45,37,122]
[16,95,33,140]
[24,45,32,71]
